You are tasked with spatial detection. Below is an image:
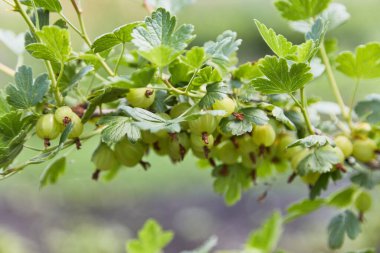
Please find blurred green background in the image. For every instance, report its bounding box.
[0,0,380,252]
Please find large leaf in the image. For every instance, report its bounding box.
[336,42,380,79]
[132,8,195,67]
[328,210,361,249]
[126,219,174,253]
[275,0,332,21]
[246,212,283,253]
[26,26,71,63]
[252,56,313,94]
[6,65,50,109]
[92,22,142,53]
[296,148,340,175]
[100,116,141,144]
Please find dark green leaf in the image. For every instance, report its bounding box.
[6,65,50,109]
[328,210,361,249]
[39,157,66,188]
[199,83,229,108]
[252,56,313,94]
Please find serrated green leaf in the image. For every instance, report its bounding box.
[327,186,358,208]
[126,219,174,253]
[275,0,331,21]
[254,20,296,58]
[288,135,334,148]
[219,108,268,136]
[21,0,62,12]
[252,56,313,94]
[6,66,50,109]
[245,212,283,253]
[192,66,222,87]
[258,102,295,129]
[233,62,263,83]
[26,26,71,63]
[101,116,141,144]
[169,60,192,84]
[284,198,326,223]
[212,164,252,206]
[39,157,66,188]
[199,83,229,108]
[204,30,241,73]
[328,210,361,249]
[297,148,340,175]
[181,46,206,69]
[355,94,380,124]
[92,22,142,53]
[132,8,195,67]
[336,42,380,80]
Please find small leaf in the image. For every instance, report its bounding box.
[181,46,206,69]
[233,62,263,83]
[288,135,334,148]
[126,219,174,253]
[327,186,359,208]
[254,20,296,58]
[192,66,222,87]
[252,56,313,94]
[39,157,66,188]
[132,8,195,67]
[258,102,295,129]
[26,26,71,63]
[6,66,50,109]
[92,22,142,53]
[275,0,331,21]
[199,83,229,108]
[328,210,361,249]
[246,212,283,253]
[336,42,380,80]
[355,94,380,124]
[284,198,326,223]
[204,30,242,73]
[100,116,141,144]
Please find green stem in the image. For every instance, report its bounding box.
[13,0,64,106]
[319,43,349,121]
[185,68,199,94]
[348,79,360,125]
[0,62,15,76]
[114,43,126,75]
[162,79,203,98]
[68,0,115,77]
[289,92,314,135]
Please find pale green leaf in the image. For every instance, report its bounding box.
[26,26,71,63]
[132,8,195,67]
[246,212,283,253]
[275,0,332,21]
[101,116,141,144]
[6,65,50,109]
[336,42,380,79]
[297,148,340,175]
[288,135,334,148]
[284,198,326,223]
[327,186,359,208]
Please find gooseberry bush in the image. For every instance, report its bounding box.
[0,0,379,252]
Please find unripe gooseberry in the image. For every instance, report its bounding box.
[334,135,353,158]
[54,106,75,125]
[355,191,372,212]
[214,141,239,164]
[153,137,170,156]
[36,114,61,147]
[353,138,377,163]
[190,133,214,150]
[68,113,84,139]
[291,149,310,171]
[141,130,159,144]
[189,114,219,135]
[252,124,276,147]
[91,142,119,171]
[212,97,236,117]
[168,132,190,162]
[301,172,320,186]
[126,87,155,109]
[114,139,146,167]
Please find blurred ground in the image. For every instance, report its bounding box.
[0,0,380,252]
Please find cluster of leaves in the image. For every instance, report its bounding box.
[0,0,379,251]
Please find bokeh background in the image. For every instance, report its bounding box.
[0,0,380,252]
